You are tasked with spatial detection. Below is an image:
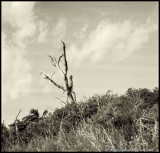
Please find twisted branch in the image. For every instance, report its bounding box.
[58,54,64,66]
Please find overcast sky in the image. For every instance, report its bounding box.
[2,1,158,125]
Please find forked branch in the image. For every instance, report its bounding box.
[48,54,65,76]
[41,41,77,103]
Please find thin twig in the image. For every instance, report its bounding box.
[51,72,55,79]
[15,110,22,124]
[58,54,64,66]
[56,97,67,105]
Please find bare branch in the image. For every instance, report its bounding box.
[58,54,64,66]
[57,67,65,76]
[58,54,65,75]
[51,72,55,79]
[41,72,65,92]
[48,54,65,76]
[15,110,22,123]
[72,91,77,102]
[12,109,22,141]
[48,55,57,67]
[40,72,49,79]
[61,41,68,75]
[69,75,73,91]
[52,56,57,63]
[61,41,65,46]
[48,55,54,63]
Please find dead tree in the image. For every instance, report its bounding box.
[41,41,77,104]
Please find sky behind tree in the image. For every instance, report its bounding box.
[2,1,158,125]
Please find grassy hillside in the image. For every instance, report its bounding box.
[1,87,159,152]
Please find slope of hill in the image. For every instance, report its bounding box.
[1,87,159,152]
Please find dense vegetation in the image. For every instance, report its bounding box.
[1,87,159,152]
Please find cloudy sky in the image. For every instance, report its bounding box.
[2,1,158,125]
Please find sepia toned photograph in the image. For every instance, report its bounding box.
[2,1,159,152]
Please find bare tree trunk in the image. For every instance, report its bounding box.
[41,41,77,104]
[67,92,74,103]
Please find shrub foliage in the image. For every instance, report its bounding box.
[1,87,159,152]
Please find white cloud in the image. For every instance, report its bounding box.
[2,2,35,27]
[37,20,49,42]
[52,18,67,41]
[2,2,36,102]
[34,17,67,45]
[79,24,88,38]
[68,19,157,65]
[2,2,36,46]
[73,23,88,40]
[2,32,32,103]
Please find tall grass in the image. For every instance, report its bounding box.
[2,87,159,152]
[5,118,159,152]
